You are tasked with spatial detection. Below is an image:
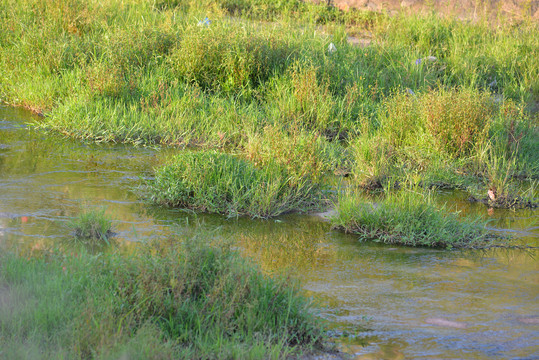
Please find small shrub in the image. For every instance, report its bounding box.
[420,88,495,157]
[168,22,295,93]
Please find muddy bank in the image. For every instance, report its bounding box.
[310,0,539,21]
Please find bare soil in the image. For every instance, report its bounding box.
[310,0,539,22]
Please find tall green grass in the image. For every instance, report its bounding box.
[0,233,326,359]
[146,151,324,218]
[1,0,537,207]
[331,187,491,248]
[68,207,114,243]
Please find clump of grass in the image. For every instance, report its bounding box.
[168,20,296,94]
[468,144,538,209]
[420,88,495,158]
[68,208,114,243]
[349,135,401,190]
[0,232,326,359]
[378,88,495,158]
[266,62,338,136]
[331,187,492,248]
[146,151,324,218]
[463,100,539,208]
[244,125,328,185]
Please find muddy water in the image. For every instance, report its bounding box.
[1,106,537,359]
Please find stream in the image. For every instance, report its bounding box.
[0,106,537,359]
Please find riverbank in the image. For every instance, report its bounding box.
[0,235,328,359]
[1,1,537,232]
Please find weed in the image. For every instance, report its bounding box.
[68,208,114,244]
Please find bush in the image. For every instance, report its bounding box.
[168,21,295,93]
[420,88,495,157]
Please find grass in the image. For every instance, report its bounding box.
[331,187,492,249]
[0,231,326,359]
[0,0,537,210]
[68,207,114,244]
[146,151,324,218]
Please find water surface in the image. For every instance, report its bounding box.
[1,106,537,359]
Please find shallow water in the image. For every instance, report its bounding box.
[1,106,537,359]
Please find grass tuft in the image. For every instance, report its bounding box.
[0,232,326,358]
[68,208,114,244]
[146,151,325,218]
[331,187,492,248]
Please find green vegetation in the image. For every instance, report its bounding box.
[68,207,114,244]
[0,1,535,355]
[0,0,536,217]
[147,151,324,218]
[0,234,325,359]
[331,188,491,249]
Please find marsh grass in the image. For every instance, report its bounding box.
[0,232,326,359]
[331,187,491,248]
[147,151,324,218]
[1,0,537,208]
[68,208,114,244]
[244,125,327,184]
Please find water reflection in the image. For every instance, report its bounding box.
[1,106,538,359]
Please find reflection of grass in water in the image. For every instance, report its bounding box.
[237,232,337,274]
[0,231,327,359]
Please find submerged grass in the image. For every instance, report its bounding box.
[0,232,326,359]
[147,151,324,218]
[331,187,492,249]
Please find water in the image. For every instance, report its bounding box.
[1,106,538,359]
